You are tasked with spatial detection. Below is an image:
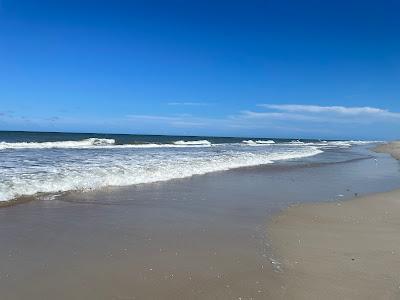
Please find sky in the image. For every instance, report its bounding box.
[0,0,399,139]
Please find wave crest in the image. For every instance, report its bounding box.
[0,138,115,150]
[242,140,275,146]
[173,140,212,146]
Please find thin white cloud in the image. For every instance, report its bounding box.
[239,110,324,122]
[3,103,399,139]
[259,104,400,118]
[127,102,400,130]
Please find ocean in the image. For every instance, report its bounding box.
[0,131,381,203]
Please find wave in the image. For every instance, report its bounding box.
[242,140,275,146]
[255,140,275,144]
[282,140,382,148]
[283,141,351,148]
[0,138,116,150]
[173,140,212,146]
[347,140,383,145]
[107,140,213,148]
[0,137,381,151]
[0,147,322,202]
[288,140,305,145]
[0,138,214,150]
[110,143,212,149]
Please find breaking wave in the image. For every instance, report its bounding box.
[0,138,214,150]
[173,140,212,146]
[0,146,322,202]
[242,140,275,146]
[0,138,116,150]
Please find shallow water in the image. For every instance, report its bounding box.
[1,131,372,202]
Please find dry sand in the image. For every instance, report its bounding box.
[268,142,400,299]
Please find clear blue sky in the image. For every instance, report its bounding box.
[1,0,399,139]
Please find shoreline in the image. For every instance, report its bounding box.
[0,195,36,208]
[0,153,373,208]
[267,141,400,299]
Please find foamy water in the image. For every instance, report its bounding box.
[0,138,215,150]
[0,133,382,202]
[242,140,275,146]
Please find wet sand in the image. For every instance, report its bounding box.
[1,146,400,299]
[268,142,400,299]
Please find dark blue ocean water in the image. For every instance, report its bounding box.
[0,130,320,144]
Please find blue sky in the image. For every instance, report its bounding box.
[0,0,399,139]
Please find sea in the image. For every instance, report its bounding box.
[0,131,382,203]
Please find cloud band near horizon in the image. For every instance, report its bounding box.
[1,103,400,139]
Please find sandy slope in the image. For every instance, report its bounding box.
[268,142,400,299]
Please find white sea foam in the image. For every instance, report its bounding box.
[0,138,116,149]
[173,140,212,146]
[242,140,275,146]
[0,138,214,150]
[111,143,211,148]
[289,140,305,145]
[348,140,383,145]
[0,146,322,202]
[242,140,257,145]
[0,138,380,151]
[0,136,381,202]
[282,140,382,149]
[255,140,275,144]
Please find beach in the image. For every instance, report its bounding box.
[1,135,400,299]
[2,1,400,299]
[268,142,400,299]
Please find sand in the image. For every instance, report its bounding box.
[374,141,400,160]
[268,141,400,299]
